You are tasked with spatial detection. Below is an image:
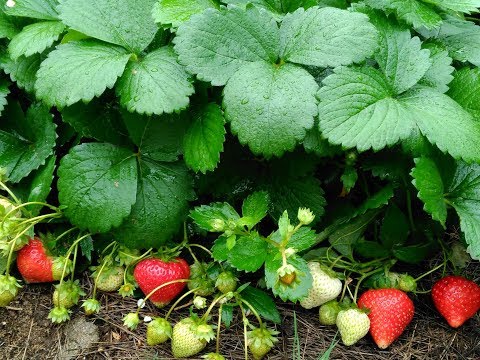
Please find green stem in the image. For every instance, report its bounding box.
[240,299,263,326]
[70,242,79,282]
[188,243,213,257]
[0,180,20,204]
[353,267,385,303]
[202,293,229,321]
[406,189,416,233]
[216,304,223,354]
[5,201,58,219]
[92,260,109,299]
[123,248,152,285]
[58,234,92,286]
[17,212,62,226]
[240,305,249,360]
[136,279,190,313]
[54,227,78,243]
[165,287,200,320]
[414,263,445,282]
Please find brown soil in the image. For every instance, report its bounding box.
[1,263,479,360]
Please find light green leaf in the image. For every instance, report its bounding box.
[228,232,268,272]
[373,19,431,94]
[0,9,19,39]
[241,191,269,228]
[303,124,341,158]
[61,99,129,145]
[265,254,312,301]
[0,79,9,114]
[114,160,194,249]
[267,176,325,224]
[279,7,378,67]
[411,157,447,225]
[1,53,41,93]
[116,46,193,116]
[35,40,131,108]
[212,235,228,261]
[224,62,318,157]
[152,0,218,27]
[122,111,187,162]
[223,0,282,17]
[174,6,280,86]
[419,43,454,93]
[0,103,56,183]
[57,143,138,233]
[365,0,441,29]
[22,156,56,216]
[430,0,480,13]
[448,67,480,119]
[8,21,64,60]
[288,227,317,252]
[401,87,480,163]
[58,0,158,53]
[318,66,414,152]
[190,202,240,232]
[5,0,59,20]
[184,103,225,173]
[240,286,281,323]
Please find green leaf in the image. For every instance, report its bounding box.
[212,235,228,261]
[380,204,410,248]
[221,304,234,328]
[0,79,9,114]
[373,19,431,94]
[0,252,7,274]
[329,211,379,257]
[35,40,131,108]
[61,99,129,145]
[392,242,433,263]
[352,185,394,219]
[279,7,378,67]
[152,0,218,28]
[5,0,59,20]
[267,177,325,224]
[0,103,56,183]
[223,0,282,18]
[183,103,225,173]
[58,0,158,53]
[288,227,317,252]
[224,62,318,157]
[264,254,312,302]
[303,124,341,158]
[114,160,193,249]
[365,0,441,29]
[174,6,280,86]
[57,143,138,233]
[1,53,41,93]
[419,43,454,93]
[241,286,281,323]
[8,21,65,60]
[318,66,414,152]
[116,46,194,115]
[430,0,480,13]
[411,157,447,226]
[355,239,390,259]
[190,202,240,232]
[241,191,269,228]
[25,156,56,216]
[228,232,268,272]
[122,111,187,162]
[448,67,480,119]
[0,9,19,39]
[425,16,480,66]
[318,66,480,162]
[79,235,94,262]
[341,166,358,193]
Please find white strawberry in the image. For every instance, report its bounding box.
[300,262,342,309]
[336,308,370,346]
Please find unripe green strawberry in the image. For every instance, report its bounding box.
[215,271,237,294]
[82,298,101,315]
[171,317,215,358]
[147,317,172,346]
[0,275,21,307]
[94,265,124,292]
[48,306,71,323]
[53,280,85,309]
[189,261,215,296]
[336,308,370,346]
[247,325,279,360]
[202,353,225,360]
[300,262,342,309]
[319,300,341,325]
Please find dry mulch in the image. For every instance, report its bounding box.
[1,259,479,360]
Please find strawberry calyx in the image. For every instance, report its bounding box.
[0,274,21,307]
[48,306,71,323]
[146,317,172,346]
[118,282,136,297]
[247,325,279,360]
[123,312,140,330]
[82,298,101,316]
[53,279,85,309]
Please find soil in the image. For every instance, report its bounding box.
[1,263,479,360]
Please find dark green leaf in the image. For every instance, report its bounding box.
[24,156,56,216]
[228,232,268,272]
[392,242,434,263]
[190,203,240,232]
[80,235,94,262]
[380,204,410,249]
[241,191,269,229]
[221,304,234,328]
[1,53,42,93]
[241,286,281,323]
[355,239,390,259]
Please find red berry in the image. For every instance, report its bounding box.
[17,238,54,283]
[432,275,480,328]
[133,257,190,307]
[358,288,414,349]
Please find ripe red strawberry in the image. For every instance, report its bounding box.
[17,237,71,283]
[431,275,480,328]
[133,257,190,307]
[358,288,414,349]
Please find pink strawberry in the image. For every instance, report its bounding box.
[358,288,414,349]
[133,257,190,307]
[432,275,480,328]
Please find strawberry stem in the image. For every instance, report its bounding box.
[216,304,223,353]
[414,263,445,282]
[202,293,231,321]
[188,243,213,257]
[239,305,249,360]
[239,299,263,326]
[0,180,20,205]
[92,259,110,299]
[165,287,200,320]
[139,279,190,310]
[5,201,59,219]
